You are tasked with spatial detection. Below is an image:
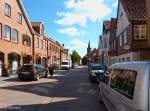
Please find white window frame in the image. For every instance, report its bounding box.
[5,3,11,17]
[12,29,18,43]
[134,25,146,40]
[3,25,11,40]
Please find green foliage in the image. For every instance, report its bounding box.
[71,50,81,64]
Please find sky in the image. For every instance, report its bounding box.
[22,0,118,57]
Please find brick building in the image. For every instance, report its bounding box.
[116,0,150,62]
[31,22,48,67]
[98,21,111,66]
[0,0,68,76]
[109,18,117,65]
[0,0,34,75]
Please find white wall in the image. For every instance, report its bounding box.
[116,1,130,36]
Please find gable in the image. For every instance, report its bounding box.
[16,0,34,35]
[116,1,130,37]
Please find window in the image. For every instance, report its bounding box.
[22,35,31,46]
[43,40,45,49]
[110,69,137,99]
[134,25,146,40]
[40,40,43,48]
[104,38,107,48]
[120,35,122,46]
[3,25,11,40]
[17,12,22,24]
[5,3,11,17]
[45,41,47,49]
[41,29,44,35]
[124,30,127,44]
[126,57,130,62]
[0,23,2,38]
[36,37,39,48]
[12,29,18,42]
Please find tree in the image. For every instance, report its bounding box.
[71,50,81,64]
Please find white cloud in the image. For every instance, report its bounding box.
[55,0,112,27]
[69,39,87,49]
[58,27,85,37]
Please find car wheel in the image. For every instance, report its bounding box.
[18,77,23,81]
[98,89,103,104]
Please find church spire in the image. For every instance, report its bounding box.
[87,41,91,55]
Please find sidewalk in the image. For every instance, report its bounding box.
[0,75,17,87]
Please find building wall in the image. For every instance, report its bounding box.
[116,1,130,36]
[0,0,33,68]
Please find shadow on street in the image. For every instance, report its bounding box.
[0,67,107,111]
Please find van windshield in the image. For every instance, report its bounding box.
[62,62,68,65]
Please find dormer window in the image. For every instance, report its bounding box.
[5,3,11,17]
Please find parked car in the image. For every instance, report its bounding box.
[18,64,48,81]
[89,64,107,82]
[88,63,94,71]
[98,61,150,111]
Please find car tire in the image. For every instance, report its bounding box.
[18,77,23,81]
[89,75,94,83]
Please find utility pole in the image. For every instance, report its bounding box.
[146,0,150,37]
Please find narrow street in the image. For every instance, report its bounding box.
[0,67,107,111]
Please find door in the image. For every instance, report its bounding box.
[0,61,2,76]
[12,61,18,74]
[108,69,137,111]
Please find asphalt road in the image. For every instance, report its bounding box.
[0,66,107,111]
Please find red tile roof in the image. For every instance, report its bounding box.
[121,0,146,21]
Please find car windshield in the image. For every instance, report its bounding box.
[21,65,33,71]
[62,62,68,65]
[91,65,105,70]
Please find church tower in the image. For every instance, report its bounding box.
[87,41,91,55]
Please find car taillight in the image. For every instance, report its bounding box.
[32,70,37,74]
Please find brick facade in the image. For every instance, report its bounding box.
[0,0,68,76]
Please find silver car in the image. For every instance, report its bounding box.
[99,61,150,111]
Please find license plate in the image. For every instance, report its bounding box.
[22,72,30,75]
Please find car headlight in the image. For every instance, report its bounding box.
[91,72,96,76]
[98,70,104,73]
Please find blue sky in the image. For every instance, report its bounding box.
[22,0,118,57]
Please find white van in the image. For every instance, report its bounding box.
[99,62,150,111]
[61,60,71,70]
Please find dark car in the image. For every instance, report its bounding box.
[89,64,107,82]
[88,63,94,71]
[18,64,48,81]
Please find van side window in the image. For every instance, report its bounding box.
[110,69,137,99]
